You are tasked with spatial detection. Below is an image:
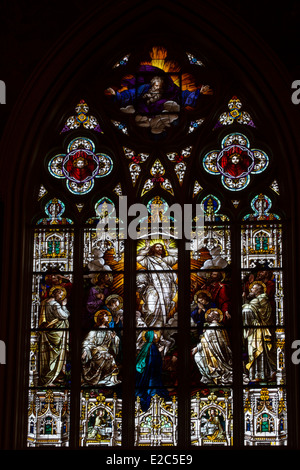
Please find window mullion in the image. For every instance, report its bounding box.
[69,225,84,449]
[121,237,137,447]
[177,236,192,448]
[231,220,244,448]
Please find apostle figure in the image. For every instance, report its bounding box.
[200,408,226,440]
[89,408,111,440]
[38,287,70,386]
[192,308,233,385]
[81,310,120,386]
[242,282,277,382]
[191,290,216,336]
[203,271,231,322]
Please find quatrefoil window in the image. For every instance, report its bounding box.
[48,137,113,195]
[203,133,269,191]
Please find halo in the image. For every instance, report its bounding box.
[49,286,67,300]
[205,308,224,322]
[141,330,161,342]
[91,272,114,285]
[105,294,123,310]
[194,289,212,303]
[248,280,267,293]
[137,238,176,252]
[94,309,112,326]
[204,271,226,281]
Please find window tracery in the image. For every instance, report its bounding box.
[26,43,287,448]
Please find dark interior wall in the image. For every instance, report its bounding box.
[0,0,299,450]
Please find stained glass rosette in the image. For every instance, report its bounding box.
[203,133,269,191]
[48,137,113,195]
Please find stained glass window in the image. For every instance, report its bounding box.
[27,44,287,449]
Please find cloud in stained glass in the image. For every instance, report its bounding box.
[48,137,113,195]
[203,132,269,191]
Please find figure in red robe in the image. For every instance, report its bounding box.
[218,145,253,178]
[63,149,98,183]
[203,271,231,323]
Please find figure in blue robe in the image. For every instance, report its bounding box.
[135,330,169,412]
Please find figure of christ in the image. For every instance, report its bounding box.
[64,150,98,183]
[136,240,178,329]
[218,147,253,178]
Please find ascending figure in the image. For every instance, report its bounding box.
[136,240,178,328]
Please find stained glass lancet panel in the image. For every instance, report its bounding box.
[79,199,124,447]
[28,198,73,447]
[189,195,233,446]
[134,198,178,446]
[241,194,287,446]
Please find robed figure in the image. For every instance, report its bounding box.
[192,308,233,385]
[38,287,70,386]
[242,282,277,382]
[136,240,178,328]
